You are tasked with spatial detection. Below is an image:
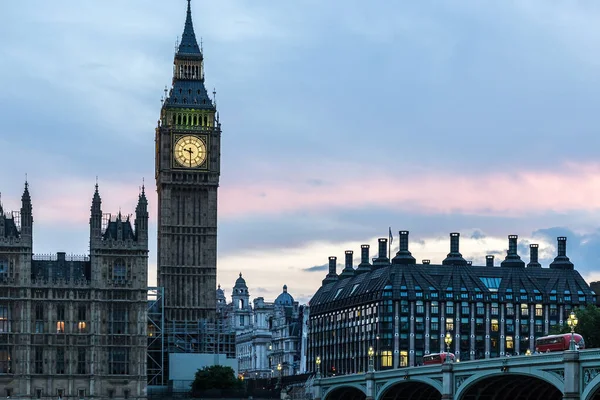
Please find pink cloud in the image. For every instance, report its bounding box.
[1,179,145,226]
[219,162,600,218]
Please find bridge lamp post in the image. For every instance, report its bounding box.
[368,346,375,372]
[444,333,453,363]
[316,356,321,379]
[525,348,531,356]
[567,311,578,351]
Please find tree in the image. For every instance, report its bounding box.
[190,365,241,392]
[549,304,600,348]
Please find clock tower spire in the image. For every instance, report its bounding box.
[156,0,221,322]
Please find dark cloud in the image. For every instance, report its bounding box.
[471,230,486,240]
[304,264,328,272]
[532,227,600,275]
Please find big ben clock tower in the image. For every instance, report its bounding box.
[156,0,220,322]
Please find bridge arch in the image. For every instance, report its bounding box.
[582,373,600,400]
[323,384,367,400]
[377,379,442,400]
[455,371,563,400]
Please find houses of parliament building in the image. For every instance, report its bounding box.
[0,0,223,398]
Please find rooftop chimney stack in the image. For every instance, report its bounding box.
[322,256,339,284]
[442,232,467,266]
[486,255,495,267]
[340,250,355,278]
[501,234,525,268]
[392,230,416,265]
[450,232,460,254]
[549,237,574,270]
[527,244,541,268]
[329,256,336,274]
[422,259,431,265]
[508,235,518,255]
[356,244,372,274]
[373,238,390,266]
[467,261,472,266]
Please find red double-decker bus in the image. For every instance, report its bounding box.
[423,353,455,365]
[535,333,585,352]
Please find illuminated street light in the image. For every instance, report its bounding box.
[525,348,531,356]
[444,333,453,363]
[316,356,321,379]
[567,311,579,351]
[368,346,375,372]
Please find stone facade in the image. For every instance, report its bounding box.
[224,275,306,379]
[0,183,148,399]
[155,0,221,323]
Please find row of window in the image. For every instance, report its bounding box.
[27,347,129,375]
[10,388,132,399]
[0,303,131,334]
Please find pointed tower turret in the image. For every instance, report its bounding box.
[90,183,102,243]
[178,0,202,56]
[135,184,149,244]
[20,181,33,237]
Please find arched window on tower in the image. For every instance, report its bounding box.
[112,258,126,285]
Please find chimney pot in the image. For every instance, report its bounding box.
[557,237,567,257]
[399,231,409,252]
[361,245,370,264]
[328,256,337,275]
[422,259,430,265]
[486,255,494,267]
[378,238,387,259]
[450,232,460,254]
[345,250,353,269]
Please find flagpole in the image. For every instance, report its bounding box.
[388,227,392,260]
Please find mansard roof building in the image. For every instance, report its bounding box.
[308,231,596,376]
[0,183,148,399]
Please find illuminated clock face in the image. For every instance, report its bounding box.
[174,135,207,168]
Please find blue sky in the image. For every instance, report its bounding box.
[1,1,600,304]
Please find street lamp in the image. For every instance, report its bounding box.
[567,311,579,351]
[368,346,375,372]
[316,356,321,379]
[276,362,282,388]
[444,332,453,363]
[525,348,531,356]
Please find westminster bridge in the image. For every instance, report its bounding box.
[312,349,600,400]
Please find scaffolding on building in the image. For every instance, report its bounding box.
[167,318,236,360]
[147,287,165,387]
[146,286,236,390]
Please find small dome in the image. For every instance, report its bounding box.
[216,284,224,296]
[275,284,294,306]
[234,272,247,289]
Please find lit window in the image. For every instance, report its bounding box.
[446,318,454,331]
[491,319,499,332]
[506,336,514,350]
[381,350,392,367]
[535,304,543,317]
[521,304,529,316]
